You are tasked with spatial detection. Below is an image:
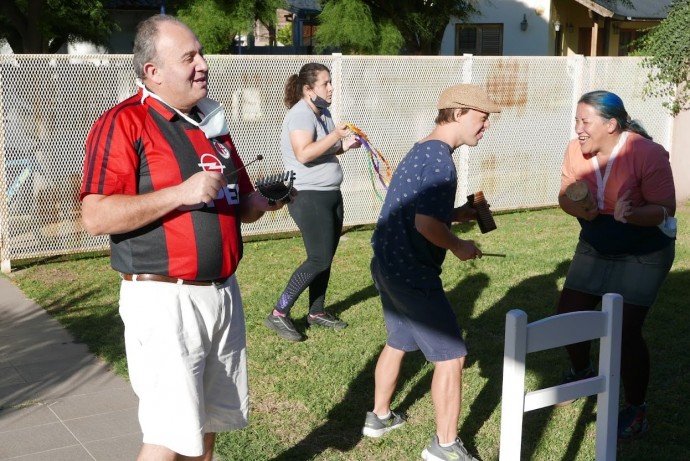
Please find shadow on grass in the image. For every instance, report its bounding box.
[256,283,379,459]
[327,283,379,319]
[10,250,110,272]
[282,256,603,459]
[17,264,128,372]
[42,290,126,370]
[452,266,690,461]
[268,265,489,460]
[287,284,380,339]
[449,259,571,457]
[19,254,688,460]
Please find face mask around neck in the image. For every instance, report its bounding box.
[136,79,229,139]
[310,94,331,109]
[195,102,229,139]
[658,206,677,238]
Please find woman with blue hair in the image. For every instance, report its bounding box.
[556,90,676,441]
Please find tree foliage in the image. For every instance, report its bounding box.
[0,0,115,53]
[0,0,285,54]
[635,0,690,116]
[172,0,286,53]
[315,0,476,55]
[276,23,292,46]
[314,0,389,54]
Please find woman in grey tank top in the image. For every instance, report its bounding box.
[263,63,361,342]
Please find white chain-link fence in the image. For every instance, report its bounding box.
[0,55,672,272]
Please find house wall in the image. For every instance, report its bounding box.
[441,0,662,58]
[440,0,554,56]
[554,0,661,57]
[559,4,659,57]
[559,0,591,56]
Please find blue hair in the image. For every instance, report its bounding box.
[578,90,652,140]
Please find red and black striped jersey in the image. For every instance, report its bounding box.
[81,89,254,280]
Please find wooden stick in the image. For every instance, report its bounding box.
[481,252,506,257]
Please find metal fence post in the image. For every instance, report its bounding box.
[331,52,343,124]
[0,70,11,273]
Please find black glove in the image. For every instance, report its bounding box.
[255,171,295,206]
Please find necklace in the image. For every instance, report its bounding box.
[590,132,628,208]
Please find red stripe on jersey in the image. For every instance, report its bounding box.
[161,126,205,279]
[82,96,142,198]
[162,210,199,280]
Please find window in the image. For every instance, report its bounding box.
[618,29,647,56]
[455,24,503,55]
[302,23,317,47]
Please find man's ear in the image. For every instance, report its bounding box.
[453,108,464,122]
[143,62,161,86]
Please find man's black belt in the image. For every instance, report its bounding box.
[121,273,229,286]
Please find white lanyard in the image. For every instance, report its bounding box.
[590,131,628,208]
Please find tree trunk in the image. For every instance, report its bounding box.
[268,23,276,47]
[403,28,445,55]
[0,0,28,52]
[26,0,44,52]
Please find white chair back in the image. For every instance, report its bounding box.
[499,293,623,461]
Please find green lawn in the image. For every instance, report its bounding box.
[11,203,690,461]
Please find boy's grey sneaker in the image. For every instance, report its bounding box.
[421,435,478,461]
[362,411,406,437]
[307,312,347,330]
[264,313,304,341]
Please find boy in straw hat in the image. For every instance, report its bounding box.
[362,84,500,461]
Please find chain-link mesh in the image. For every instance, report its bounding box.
[0,55,672,271]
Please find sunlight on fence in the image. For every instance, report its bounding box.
[0,55,672,271]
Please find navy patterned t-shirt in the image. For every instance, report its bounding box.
[371,139,457,288]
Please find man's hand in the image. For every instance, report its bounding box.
[257,188,298,212]
[177,171,226,207]
[415,213,483,261]
[451,239,483,261]
[452,202,478,223]
[240,188,298,223]
[82,171,230,235]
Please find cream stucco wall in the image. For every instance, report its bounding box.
[440,0,554,56]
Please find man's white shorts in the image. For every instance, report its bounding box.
[119,275,248,457]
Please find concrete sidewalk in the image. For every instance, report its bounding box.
[0,276,142,460]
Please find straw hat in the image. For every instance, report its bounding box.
[437,84,501,113]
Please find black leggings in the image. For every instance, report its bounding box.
[557,288,649,406]
[275,190,343,316]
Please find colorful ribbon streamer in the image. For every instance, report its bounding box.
[345,122,392,201]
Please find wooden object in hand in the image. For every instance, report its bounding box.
[468,191,497,234]
[565,181,596,210]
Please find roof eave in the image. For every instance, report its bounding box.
[572,0,669,21]
[613,16,663,21]
[572,0,614,18]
